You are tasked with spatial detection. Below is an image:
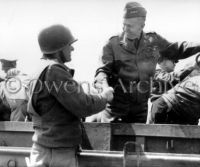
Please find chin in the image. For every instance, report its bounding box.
[126,34,139,40]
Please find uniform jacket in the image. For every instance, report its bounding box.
[162,74,200,124]
[96,32,200,103]
[28,61,107,148]
[151,66,194,100]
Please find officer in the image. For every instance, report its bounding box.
[94,1,200,123]
[28,24,113,167]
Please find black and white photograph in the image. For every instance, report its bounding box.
[0,0,200,166]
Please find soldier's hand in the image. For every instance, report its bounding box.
[94,72,109,93]
[94,79,109,93]
[101,87,114,102]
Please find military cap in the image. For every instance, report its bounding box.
[124,2,147,18]
[0,59,17,73]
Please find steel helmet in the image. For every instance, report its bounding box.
[38,24,77,54]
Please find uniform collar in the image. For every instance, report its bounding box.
[119,31,144,45]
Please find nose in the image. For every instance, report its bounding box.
[124,25,131,32]
[71,45,74,51]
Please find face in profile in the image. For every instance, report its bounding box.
[62,43,75,63]
[123,17,145,40]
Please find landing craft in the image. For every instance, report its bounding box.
[0,54,200,167]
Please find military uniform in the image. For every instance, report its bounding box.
[151,65,195,102]
[148,74,200,125]
[29,25,113,167]
[96,32,200,123]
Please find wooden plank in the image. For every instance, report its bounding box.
[135,136,145,152]
[112,123,200,139]
[1,121,200,153]
[0,121,33,131]
[1,122,200,139]
[81,123,111,150]
[146,137,200,154]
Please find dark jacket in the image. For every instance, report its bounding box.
[162,74,200,124]
[151,66,194,101]
[29,63,107,148]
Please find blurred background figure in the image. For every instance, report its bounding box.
[147,54,200,125]
[0,58,17,73]
[0,58,31,121]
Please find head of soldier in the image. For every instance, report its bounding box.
[38,24,77,64]
[123,2,147,40]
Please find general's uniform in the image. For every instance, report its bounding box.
[96,33,200,123]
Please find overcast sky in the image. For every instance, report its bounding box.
[0,0,200,82]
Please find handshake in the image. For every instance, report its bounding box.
[93,72,114,102]
[100,86,114,102]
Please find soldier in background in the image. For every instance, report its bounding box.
[0,59,17,73]
[147,54,200,125]
[0,58,30,121]
[150,46,198,102]
[94,1,200,123]
[0,59,17,121]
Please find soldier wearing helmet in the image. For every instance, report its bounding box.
[38,24,77,63]
[28,24,114,167]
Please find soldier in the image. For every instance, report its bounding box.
[0,59,16,121]
[94,1,200,123]
[28,24,113,167]
[147,54,200,125]
[151,45,197,102]
[0,58,17,74]
[0,58,30,121]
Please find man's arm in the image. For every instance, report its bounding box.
[160,42,200,61]
[154,65,194,85]
[95,40,115,89]
[48,65,113,118]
